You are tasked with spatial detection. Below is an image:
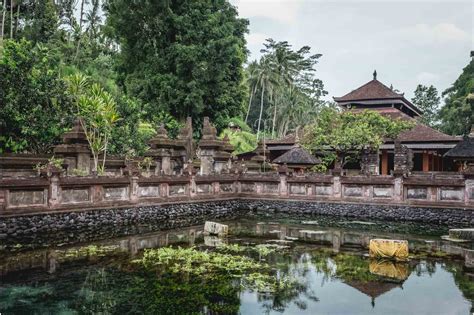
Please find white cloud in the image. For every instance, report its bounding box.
[231,0,303,24]
[416,72,441,85]
[398,23,470,45]
[246,32,269,46]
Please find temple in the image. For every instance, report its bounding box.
[263,72,462,174]
[334,71,460,174]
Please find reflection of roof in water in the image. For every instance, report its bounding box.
[344,280,401,299]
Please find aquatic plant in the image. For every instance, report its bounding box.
[135,246,295,293]
[63,245,121,259]
[255,244,277,258]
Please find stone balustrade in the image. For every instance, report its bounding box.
[1,171,474,217]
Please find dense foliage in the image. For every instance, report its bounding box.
[0,0,471,157]
[0,39,74,153]
[439,58,474,135]
[67,73,120,173]
[245,39,327,139]
[105,0,249,130]
[302,108,414,169]
[411,84,440,128]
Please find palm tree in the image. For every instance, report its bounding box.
[254,57,277,140]
[245,61,259,124]
[1,1,6,42]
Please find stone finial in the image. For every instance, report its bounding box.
[221,134,234,153]
[61,118,88,144]
[178,117,193,139]
[201,117,217,140]
[156,124,169,139]
[373,70,377,80]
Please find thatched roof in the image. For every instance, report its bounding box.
[445,134,474,159]
[272,147,320,165]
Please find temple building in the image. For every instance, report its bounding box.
[444,126,474,172]
[333,71,460,174]
[259,72,462,174]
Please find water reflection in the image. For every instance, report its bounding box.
[0,218,473,314]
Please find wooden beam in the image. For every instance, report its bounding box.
[381,150,388,175]
[422,152,429,172]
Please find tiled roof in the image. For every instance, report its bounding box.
[265,134,297,145]
[334,79,422,116]
[334,79,403,102]
[265,108,459,146]
[272,146,320,165]
[354,108,459,143]
[444,136,474,158]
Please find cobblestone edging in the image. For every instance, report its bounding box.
[1,199,473,249]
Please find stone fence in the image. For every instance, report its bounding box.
[1,171,474,217]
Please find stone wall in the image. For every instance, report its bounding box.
[1,198,473,250]
[239,199,474,226]
[1,173,474,217]
[0,200,248,249]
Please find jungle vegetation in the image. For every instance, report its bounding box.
[0,0,471,157]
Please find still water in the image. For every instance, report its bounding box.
[1,215,473,315]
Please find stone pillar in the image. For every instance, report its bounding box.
[160,183,169,198]
[332,231,341,252]
[189,175,197,197]
[393,140,412,176]
[393,176,403,202]
[54,118,92,175]
[130,176,139,202]
[189,229,196,246]
[146,124,176,175]
[129,236,138,256]
[360,148,379,175]
[212,182,220,195]
[200,149,215,175]
[464,249,474,269]
[48,172,61,207]
[161,151,172,175]
[77,153,91,175]
[279,174,288,197]
[198,117,221,175]
[46,250,57,274]
[333,176,342,199]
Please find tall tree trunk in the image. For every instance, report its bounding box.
[257,86,265,141]
[245,84,256,124]
[79,0,85,30]
[1,8,6,41]
[13,1,18,37]
[272,96,277,138]
[101,135,108,173]
[9,0,13,38]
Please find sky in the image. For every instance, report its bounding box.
[230,0,473,100]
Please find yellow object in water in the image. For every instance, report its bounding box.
[369,239,409,260]
[369,260,409,280]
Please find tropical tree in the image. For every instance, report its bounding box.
[439,57,474,135]
[219,117,257,154]
[0,39,74,153]
[302,108,414,170]
[67,73,120,174]
[411,84,440,128]
[253,56,278,140]
[245,39,326,138]
[105,0,249,130]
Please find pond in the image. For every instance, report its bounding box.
[1,214,473,315]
